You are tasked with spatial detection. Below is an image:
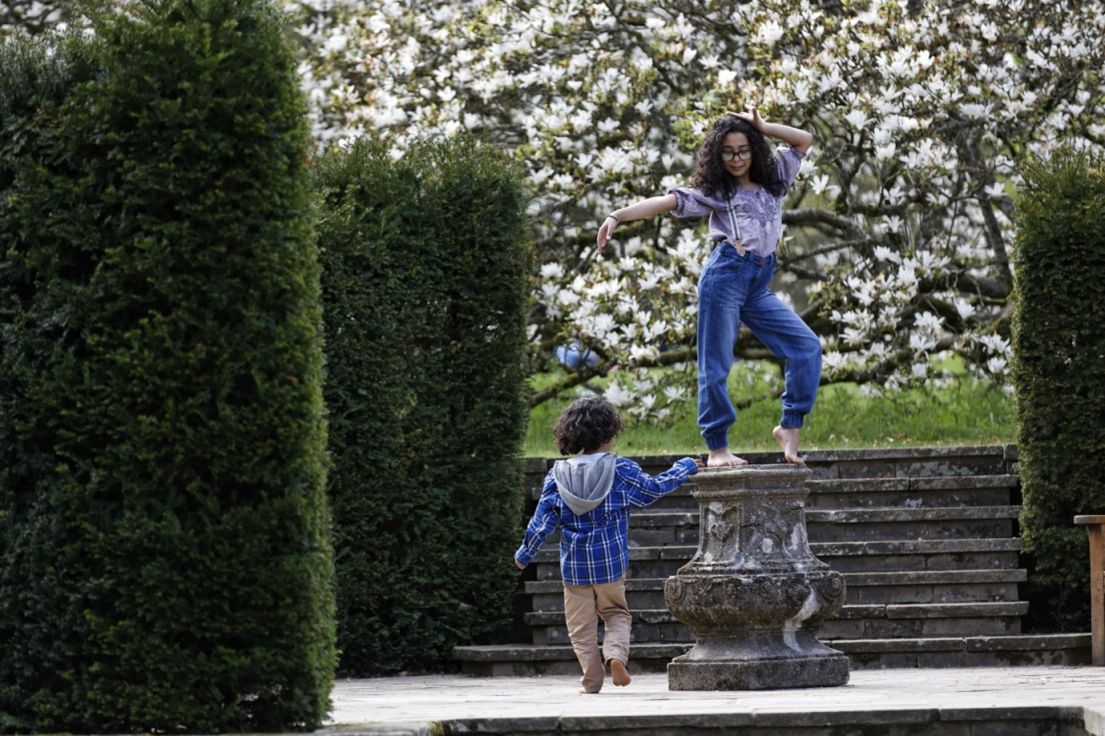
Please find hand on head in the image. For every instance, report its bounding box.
[725,108,764,130]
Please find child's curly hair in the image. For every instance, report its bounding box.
[693,115,785,199]
[553,396,624,455]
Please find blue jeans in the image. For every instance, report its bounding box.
[697,243,821,451]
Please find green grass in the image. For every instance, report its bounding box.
[523,362,1015,458]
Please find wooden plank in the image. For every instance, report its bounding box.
[1089,525,1105,666]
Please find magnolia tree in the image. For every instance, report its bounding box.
[0,1,64,36]
[11,0,1105,421]
[277,0,1104,421]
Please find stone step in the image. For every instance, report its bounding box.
[807,505,1021,542]
[773,445,1016,479]
[525,602,1030,645]
[590,506,1020,546]
[453,632,1090,677]
[804,472,1016,508]
[522,446,1019,501]
[808,537,1022,570]
[527,569,1027,611]
[650,474,1020,511]
[807,474,1019,509]
[534,538,1023,580]
[416,706,1094,736]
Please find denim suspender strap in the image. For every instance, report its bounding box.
[725,193,745,253]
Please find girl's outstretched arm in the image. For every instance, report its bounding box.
[731,109,813,154]
[596,193,677,253]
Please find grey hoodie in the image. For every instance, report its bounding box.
[552,452,618,516]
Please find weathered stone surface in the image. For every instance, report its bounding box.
[530,577,1024,611]
[534,537,1023,567]
[316,725,439,736]
[807,505,1021,523]
[478,446,1096,679]
[600,505,1022,543]
[526,600,1030,645]
[663,465,849,690]
[452,634,1092,674]
[521,445,1018,500]
[804,474,1018,510]
[1083,704,1105,736]
[667,650,850,690]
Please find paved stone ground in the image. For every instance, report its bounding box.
[327,666,1105,734]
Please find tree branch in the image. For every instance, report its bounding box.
[958,133,1014,290]
[788,238,879,262]
[830,336,958,384]
[920,269,1011,300]
[777,261,831,282]
[784,208,864,240]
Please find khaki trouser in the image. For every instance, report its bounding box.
[562,578,631,693]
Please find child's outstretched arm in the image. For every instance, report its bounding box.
[621,456,702,508]
[514,474,562,569]
[596,194,678,253]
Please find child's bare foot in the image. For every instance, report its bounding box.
[707,448,748,467]
[610,659,632,687]
[772,425,805,465]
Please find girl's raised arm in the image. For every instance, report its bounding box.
[596,194,678,253]
[730,109,813,154]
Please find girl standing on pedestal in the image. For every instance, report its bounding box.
[596,110,819,466]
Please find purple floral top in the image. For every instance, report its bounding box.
[668,147,805,256]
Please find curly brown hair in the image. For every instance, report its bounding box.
[692,115,785,199]
[553,396,624,455]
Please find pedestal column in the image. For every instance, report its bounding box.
[664,464,849,690]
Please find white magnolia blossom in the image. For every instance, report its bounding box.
[274,0,1096,417]
[0,1,65,36]
[9,1,1100,422]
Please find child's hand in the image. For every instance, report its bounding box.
[514,559,525,571]
[726,108,765,131]
[693,457,706,471]
[596,215,618,253]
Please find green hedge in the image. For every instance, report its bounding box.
[1013,148,1105,632]
[315,138,531,674]
[0,1,336,732]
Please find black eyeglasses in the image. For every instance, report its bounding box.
[720,148,753,162]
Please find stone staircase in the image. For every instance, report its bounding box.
[454,445,1091,675]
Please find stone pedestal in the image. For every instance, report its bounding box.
[664,464,849,690]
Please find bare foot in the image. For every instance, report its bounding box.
[610,659,632,687]
[707,448,749,468]
[772,425,805,465]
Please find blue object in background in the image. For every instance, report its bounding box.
[556,341,601,369]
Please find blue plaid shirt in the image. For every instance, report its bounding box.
[514,456,698,586]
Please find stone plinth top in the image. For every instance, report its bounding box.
[693,464,813,496]
[1075,515,1105,525]
[697,463,813,479]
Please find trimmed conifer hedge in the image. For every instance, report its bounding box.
[0,1,336,732]
[315,138,531,674]
[1013,148,1105,632]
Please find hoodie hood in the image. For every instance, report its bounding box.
[553,453,617,516]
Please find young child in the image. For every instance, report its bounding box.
[514,396,701,693]
[595,109,820,467]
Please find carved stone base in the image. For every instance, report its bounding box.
[664,465,850,691]
[668,649,850,690]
